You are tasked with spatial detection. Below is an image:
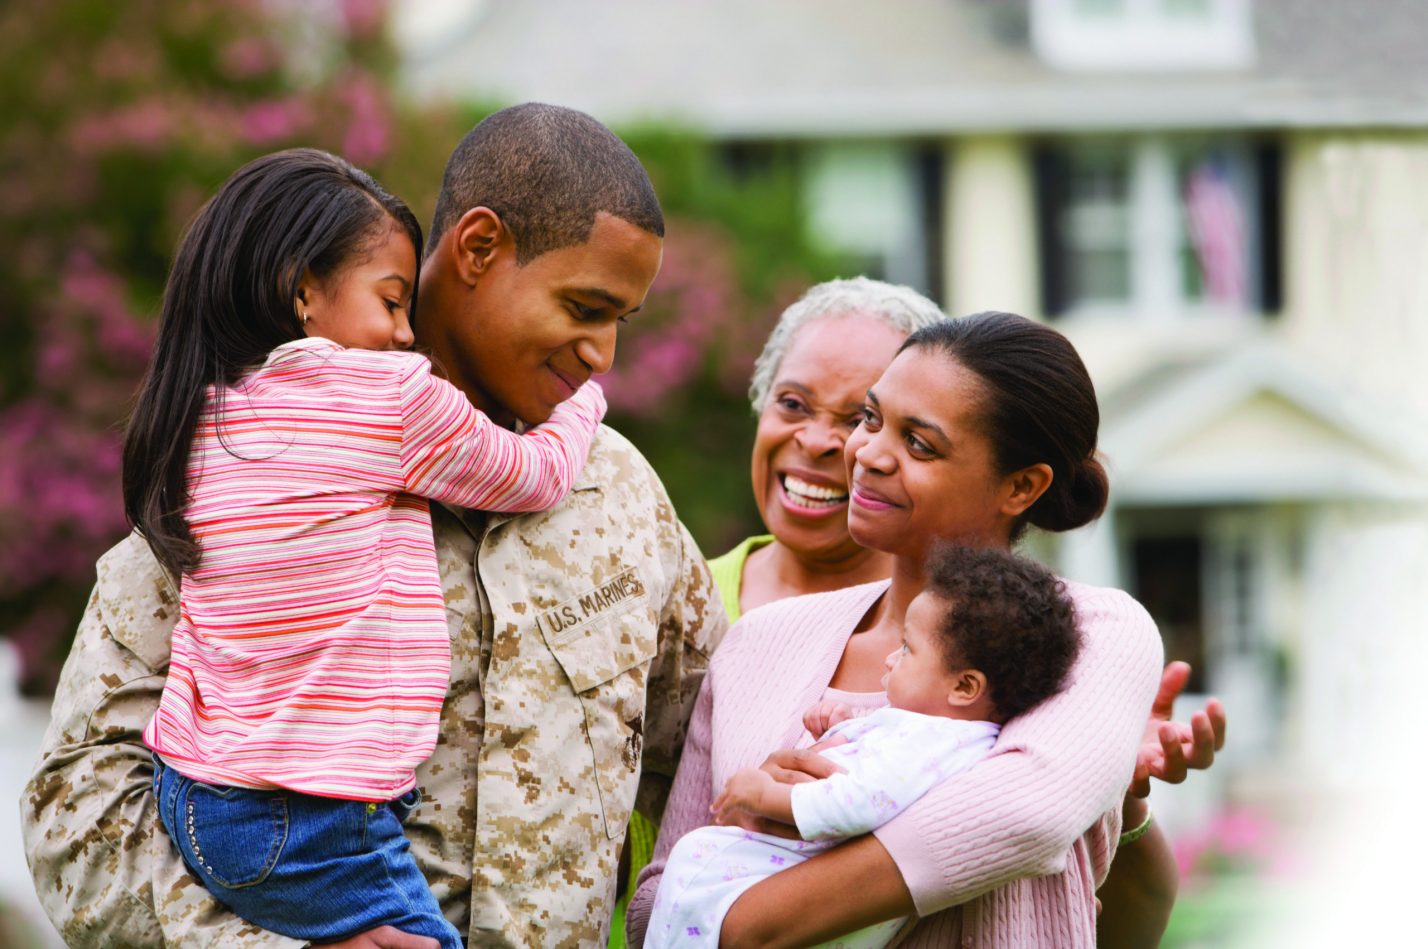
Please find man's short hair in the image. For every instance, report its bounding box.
[427,102,665,262]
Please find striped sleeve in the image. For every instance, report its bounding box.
[396,358,606,512]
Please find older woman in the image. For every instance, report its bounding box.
[611,279,943,948]
[708,278,943,620]
[630,310,1210,947]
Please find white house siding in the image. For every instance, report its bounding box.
[1295,503,1428,787]
[1283,132,1428,427]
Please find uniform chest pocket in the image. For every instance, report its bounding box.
[543,597,659,840]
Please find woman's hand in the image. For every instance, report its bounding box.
[758,746,843,785]
[1131,661,1227,797]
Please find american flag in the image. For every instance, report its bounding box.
[1184,154,1247,306]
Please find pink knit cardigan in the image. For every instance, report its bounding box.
[628,578,1163,948]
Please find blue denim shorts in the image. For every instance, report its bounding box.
[152,755,461,948]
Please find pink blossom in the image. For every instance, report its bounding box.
[339,0,388,38]
[241,98,314,146]
[1208,807,1276,862]
[601,222,741,415]
[220,37,278,80]
[69,100,176,153]
[95,37,160,83]
[1172,827,1212,878]
[1172,806,1284,882]
[339,74,391,164]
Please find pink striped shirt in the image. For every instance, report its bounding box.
[143,338,605,801]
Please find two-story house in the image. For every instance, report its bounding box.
[395,0,1428,820]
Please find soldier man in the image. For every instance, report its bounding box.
[21,103,726,948]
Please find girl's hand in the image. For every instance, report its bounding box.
[802,700,854,738]
[712,767,776,824]
[323,926,440,948]
[1131,661,1227,798]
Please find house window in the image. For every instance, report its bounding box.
[1061,146,1133,307]
[1035,136,1281,320]
[1031,0,1254,71]
[1074,0,1126,15]
[1163,0,1213,19]
[801,141,943,298]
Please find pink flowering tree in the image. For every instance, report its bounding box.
[0,0,446,692]
[0,5,844,692]
[598,129,844,553]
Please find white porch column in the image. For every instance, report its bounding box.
[943,135,1039,320]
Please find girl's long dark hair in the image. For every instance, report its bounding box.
[123,148,423,576]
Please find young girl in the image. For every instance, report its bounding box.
[124,148,606,948]
[644,544,1082,948]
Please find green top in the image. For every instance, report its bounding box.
[706,534,775,623]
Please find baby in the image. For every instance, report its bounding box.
[646,544,1082,948]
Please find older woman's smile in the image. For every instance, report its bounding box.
[779,472,849,513]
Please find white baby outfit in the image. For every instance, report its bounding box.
[646,707,1000,948]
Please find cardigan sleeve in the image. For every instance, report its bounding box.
[872,586,1163,916]
[397,357,606,512]
[625,652,720,945]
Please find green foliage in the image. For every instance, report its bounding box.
[0,1,857,689]
[0,0,462,692]
[606,128,849,555]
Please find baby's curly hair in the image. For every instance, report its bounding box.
[924,545,1081,721]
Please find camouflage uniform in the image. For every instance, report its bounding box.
[21,427,725,948]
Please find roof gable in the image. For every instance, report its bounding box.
[1101,344,1428,503]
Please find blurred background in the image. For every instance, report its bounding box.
[4,1,1427,945]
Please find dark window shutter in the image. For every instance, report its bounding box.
[1254,141,1283,316]
[915,144,946,305]
[1032,144,1070,318]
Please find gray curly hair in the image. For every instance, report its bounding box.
[747,276,946,413]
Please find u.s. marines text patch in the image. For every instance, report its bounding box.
[539,567,647,640]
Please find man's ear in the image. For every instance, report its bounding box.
[947,669,988,709]
[450,207,508,286]
[999,463,1053,519]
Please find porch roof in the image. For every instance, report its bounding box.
[396,0,1428,136]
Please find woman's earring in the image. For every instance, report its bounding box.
[300,311,310,326]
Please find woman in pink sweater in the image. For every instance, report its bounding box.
[630,312,1164,947]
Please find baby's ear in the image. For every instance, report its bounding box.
[948,669,988,708]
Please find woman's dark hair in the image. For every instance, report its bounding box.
[900,311,1108,540]
[924,544,1080,721]
[122,148,423,576]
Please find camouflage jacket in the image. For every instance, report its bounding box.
[21,426,726,948]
